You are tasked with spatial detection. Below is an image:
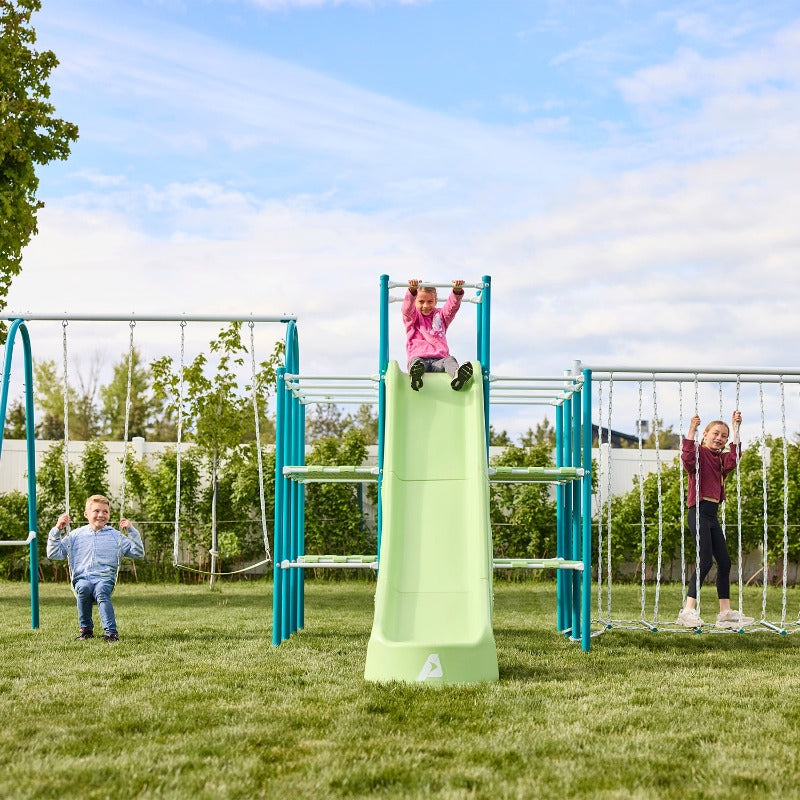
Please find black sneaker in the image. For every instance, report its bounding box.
[409,360,425,391]
[450,362,473,391]
[76,628,94,641]
[104,631,120,643]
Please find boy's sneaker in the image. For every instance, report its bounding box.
[104,631,120,642]
[450,362,473,391]
[409,360,424,391]
[76,628,94,640]
[676,608,704,627]
[716,610,755,629]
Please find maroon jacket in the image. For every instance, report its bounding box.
[681,438,741,507]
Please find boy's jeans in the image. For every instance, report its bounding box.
[74,578,117,633]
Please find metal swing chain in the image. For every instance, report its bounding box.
[678,382,686,605]
[249,321,271,564]
[120,320,136,520]
[637,380,646,621]
[61,320,75,586]
[596,380,605,621]
[651,374,664,623]
[693,376,701,620]
[780,377,789,628]
[718,382,727,542]
[734,376,744,620]
[604,374,614,622]
[759,383,769,623]
[62,320,70,525]
[173,320,186,567]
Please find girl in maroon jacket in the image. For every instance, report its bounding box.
[676,411,755,629]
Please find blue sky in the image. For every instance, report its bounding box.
[7,0,800,438]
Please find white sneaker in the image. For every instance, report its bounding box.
[676,608,704,627]
[716,610,755,629]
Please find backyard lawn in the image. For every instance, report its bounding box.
[2,579,799,799]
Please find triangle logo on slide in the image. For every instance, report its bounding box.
[416,653,443,681]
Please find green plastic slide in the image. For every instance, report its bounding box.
[364,361,499,684]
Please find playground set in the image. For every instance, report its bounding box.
[3,275,800,683]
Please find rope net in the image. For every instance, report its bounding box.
[592,369,800,636]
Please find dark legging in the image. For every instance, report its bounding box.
[686,500,731,600]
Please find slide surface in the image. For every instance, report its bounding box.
[364,361,498,684]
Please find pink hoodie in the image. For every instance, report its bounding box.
[402,289,463,362]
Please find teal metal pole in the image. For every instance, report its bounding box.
[272,366,286,645]
[286,323,299,637]
[571,380,582,642]
[297,398,306,630]
[0,319,40,629]
[555,401,565,632]
[581,368,593,652]
[562,395,573,633]
[479,275,491,457]
[21,323,39,629]
[376,275,389,560]
[285,322,304,632]
[284,385,294,636]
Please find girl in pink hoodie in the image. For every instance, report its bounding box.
[402,279,473,392]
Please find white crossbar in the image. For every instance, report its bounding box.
[0,531,37,546]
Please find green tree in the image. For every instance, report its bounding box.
[304,429,373,556]
[0,0,78,321]
[33,357,102,440]
[490,427,558,560]
[489,425,512,447]
[519,419,556,449]
[36,440,78,527]
[78,439,110,501]
[346,403,378,444]
[36,439,110,524]
[152,324,282,585]
[205,442,276,569]
[0,489,29,578]
[123,447,203,579]
[306,403,347,441]
[69,351,103,440]
[32,359,64,439]
[3,396,27,438]
[614,418,681,450]
[605,461,684,579]
[100,347,171,440]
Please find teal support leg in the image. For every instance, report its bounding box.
[562,396,573,633]
[272,368,286,645]
[571,383,582,642]
[0,319,40,630]
[581,369,593,652]
[555,402,566,632]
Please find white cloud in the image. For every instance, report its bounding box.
[40,3,576,211]
[14,2,800,441]
[618,24,800,107]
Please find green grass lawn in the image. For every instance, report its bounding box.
[2,579,800,799]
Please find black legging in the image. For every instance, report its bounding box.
[686,500,731,600]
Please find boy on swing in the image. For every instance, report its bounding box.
[47,494,145,642]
